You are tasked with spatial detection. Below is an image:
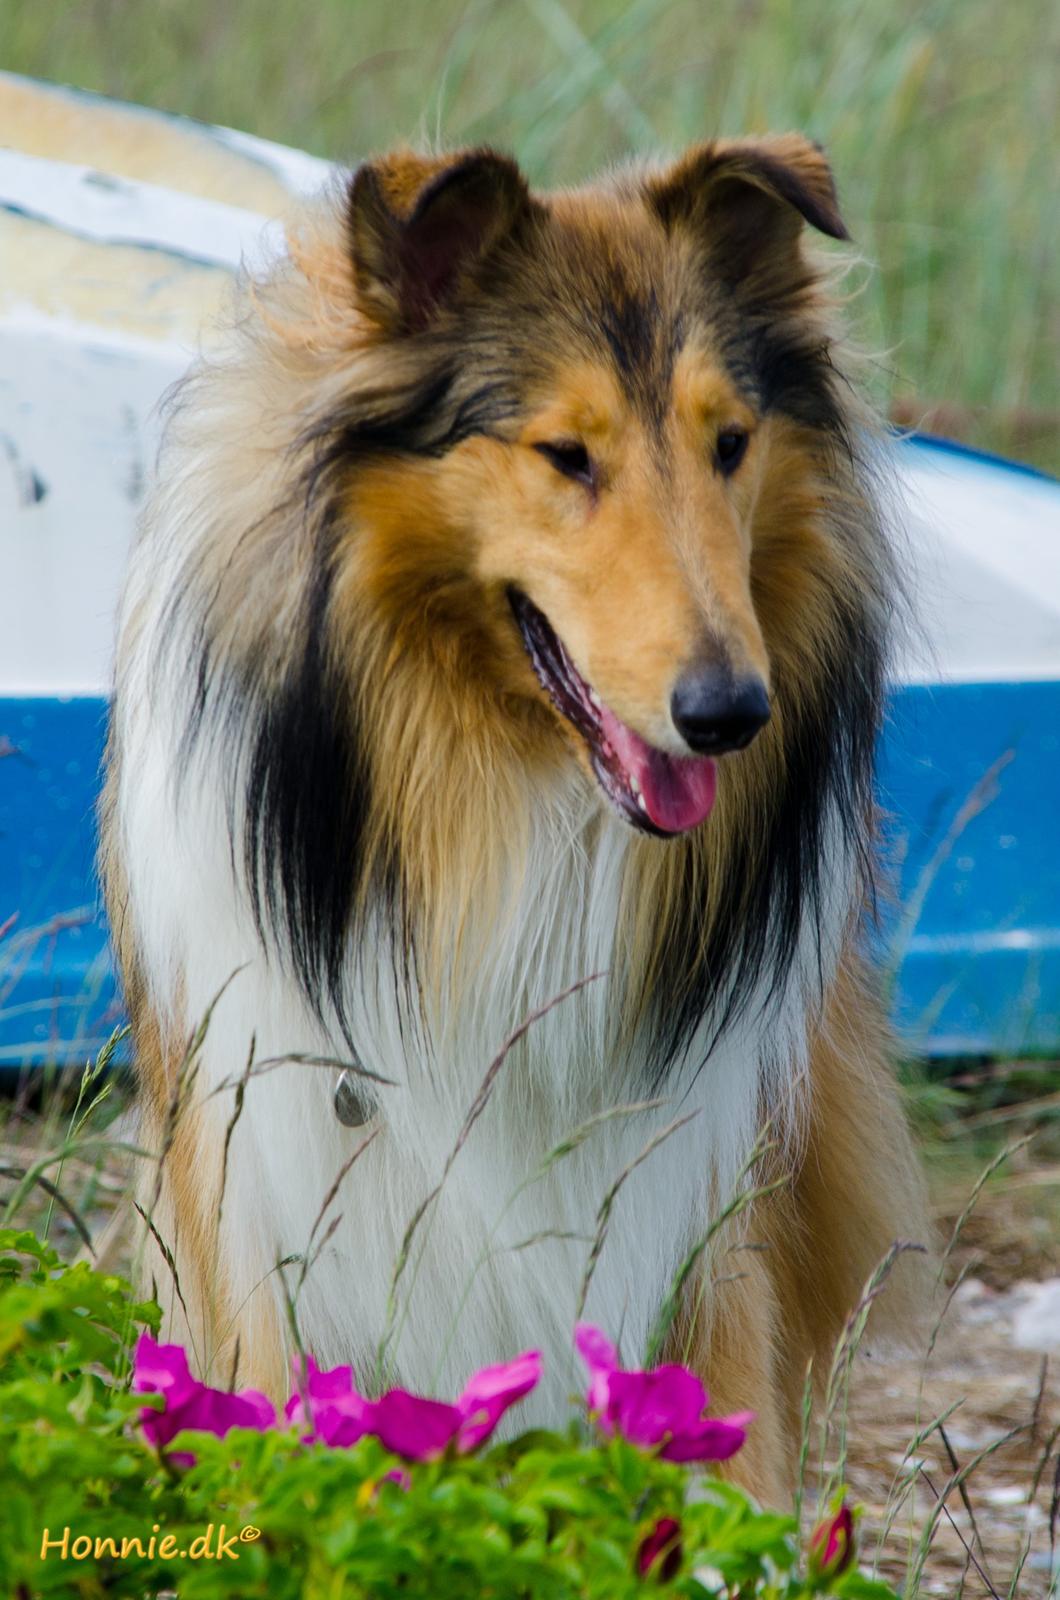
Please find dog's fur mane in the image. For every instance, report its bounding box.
[144,145,889,1063]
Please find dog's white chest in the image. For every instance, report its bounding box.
[180,800,807,1415]
[120,688,821,1410]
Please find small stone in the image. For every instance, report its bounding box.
[1011,1277,1060,1353]
[982,1485,1026,1507]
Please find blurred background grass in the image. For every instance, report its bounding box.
[3,0,1057,469]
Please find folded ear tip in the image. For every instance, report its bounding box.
[651,134,851,244]
[787,137,851,240]
[809,194,851,242]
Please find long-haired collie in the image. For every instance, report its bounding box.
[102,134,929,1502]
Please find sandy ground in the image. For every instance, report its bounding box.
[844,1277,1058,1597]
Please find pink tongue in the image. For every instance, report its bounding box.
[598,703,717,833]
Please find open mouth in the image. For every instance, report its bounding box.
[509,589,718,837]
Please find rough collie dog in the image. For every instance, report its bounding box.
[102,134,929,1503]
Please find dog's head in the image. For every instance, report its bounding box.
[179,138,893,1044]
[331,137,862,839]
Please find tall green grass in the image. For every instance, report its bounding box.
[3,0,1057,468]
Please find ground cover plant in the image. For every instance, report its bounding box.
[1,1224,892,1598]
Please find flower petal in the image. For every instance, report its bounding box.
[575,1326,751,1464]
[318,1403,372,1447]
[574,1323,619,1374]
[605,1366,709,1447]
[456,1350,542,1451]
[290,1355,358,1403]
[370,1389,463,1461]
[658,1412,753,1463]
[132,1331,197,1410]
[285,1357,371,1446]
[574,1323,619,1415]
[172,1386,277,1440]
[134,1332,276,1450]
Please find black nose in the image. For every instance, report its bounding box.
[670,669,771,755]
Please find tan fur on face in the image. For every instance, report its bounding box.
[327,363,771,1001]
[328,395,869,1037]
[476,350,771,737]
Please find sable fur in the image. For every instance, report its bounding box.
[102,134,929,1499]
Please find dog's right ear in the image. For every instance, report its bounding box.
[646,134,848,292]
[348,148,532,333]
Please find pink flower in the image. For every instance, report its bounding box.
[573,1323,616,1415]
[808,1502,856,1581]
[285,1356,372,1447]
[134,1334,541,1466]
[369,1389,466,1460]
[286,1348,543,1462]
[133,1332,276,1463]
[574,1324,751,1463]
[371,1350,544,1461]
[454,1350,543,1451]
[636,1515,683,1582]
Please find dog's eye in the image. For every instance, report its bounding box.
[715,427,750,475]
[534,440,596,490]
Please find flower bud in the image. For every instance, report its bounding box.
[636,1516,682,1582]
[808,1502,855,1581]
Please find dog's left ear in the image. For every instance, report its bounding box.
[348,147,533,332]
[646,134,848,287]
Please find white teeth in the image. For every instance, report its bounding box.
[626,771,648,813]
[589,690,602,709]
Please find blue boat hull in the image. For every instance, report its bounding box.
[2,681,1057,1064]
